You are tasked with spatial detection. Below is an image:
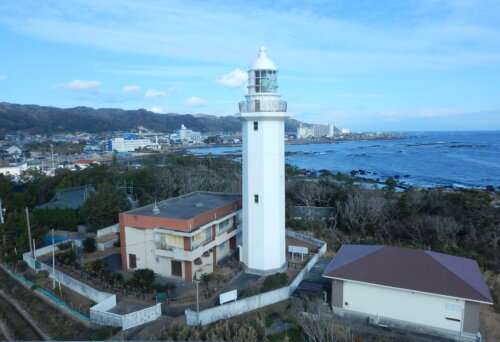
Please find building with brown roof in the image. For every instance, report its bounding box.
[323,244,493,339]
[120,192,241,282]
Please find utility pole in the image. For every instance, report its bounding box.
[0,199,5,258]
[0,199,5,224]
[25,207,34,258]
[195,279,200,322]
[50,143,55,171]
[52,229,56,289]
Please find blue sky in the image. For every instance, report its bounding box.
[1,0,499,131]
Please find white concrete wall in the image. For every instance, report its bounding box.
[97,237,118,251]
[122,304,162,330]
[242,116,286,272]
[96,224,119,238]
[24,244,161,330]
[342,281,465,333]
[187,286,290,325]
[186,233,327,326]
[23,251,112,303]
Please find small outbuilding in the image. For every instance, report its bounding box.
[323,245,493,340]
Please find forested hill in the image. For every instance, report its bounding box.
[0,102,302,134]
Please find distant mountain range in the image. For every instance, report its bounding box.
[0,102,302,134]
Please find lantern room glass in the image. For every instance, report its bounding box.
[254,70,278,93]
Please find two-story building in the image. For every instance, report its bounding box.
[119,191,241,282]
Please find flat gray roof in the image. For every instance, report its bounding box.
[124,191,241,220]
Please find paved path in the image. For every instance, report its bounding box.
[0,318,13,341]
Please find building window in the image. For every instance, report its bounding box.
[129,254,137,269]
[171,260,182,277]
[254,194,259,203]
[218,218,233,234]
[253,121,258,131]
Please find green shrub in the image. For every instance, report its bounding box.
[261,273,288,292]
[152,282,176,293]
[86,260,106,275]
[58,242,72,250]
[56,249,77,265]
[127,269,156,292]
[83,237,96,253]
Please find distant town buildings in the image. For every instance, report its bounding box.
[107,133,160,153]
[119,192,241,282]
[0,162,28,177]
[297,123,336,139]
[170,124,202,144]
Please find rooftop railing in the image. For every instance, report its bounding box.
[239,99,287,113]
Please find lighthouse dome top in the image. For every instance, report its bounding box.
[250,46,276,71]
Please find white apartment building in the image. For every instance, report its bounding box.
[120,192,241,282]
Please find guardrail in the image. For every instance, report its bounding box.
[239,99,287,113]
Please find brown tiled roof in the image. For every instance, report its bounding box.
[323,244,492,303]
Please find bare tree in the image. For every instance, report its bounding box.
[293,297,352,342]
[336,191,386,235]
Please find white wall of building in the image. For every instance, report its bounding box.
[124,226,183,278]
[124,227,159,272]
[110,137,159,153]
[0,163,28,177]
[342,280,465,333]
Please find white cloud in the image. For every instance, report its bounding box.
[148,106,165,114]
[145,88,167,98]
[217,69,247,88]
[122,84,141,93]
[186,96,207,107]
[60,80,101,90]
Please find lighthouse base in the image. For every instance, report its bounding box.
[242,261,288,276]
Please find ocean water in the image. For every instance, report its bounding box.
[188,131,500,188]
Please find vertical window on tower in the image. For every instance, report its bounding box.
[255,70,261,93]
[254,194,259,203]
[253,121,258,131]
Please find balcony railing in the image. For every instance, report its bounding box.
[191,235,212,250]
[239,99,287,113]
[155,241,180,252]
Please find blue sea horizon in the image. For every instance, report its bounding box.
[189,131,500,189]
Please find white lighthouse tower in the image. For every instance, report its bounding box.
[240,47,287,274]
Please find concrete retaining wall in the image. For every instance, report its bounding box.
[186,231,327,326]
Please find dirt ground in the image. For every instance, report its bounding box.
[481,270,500,341]
[0,265,117,340]
[480,302,500,341]
[27,269,96,314]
